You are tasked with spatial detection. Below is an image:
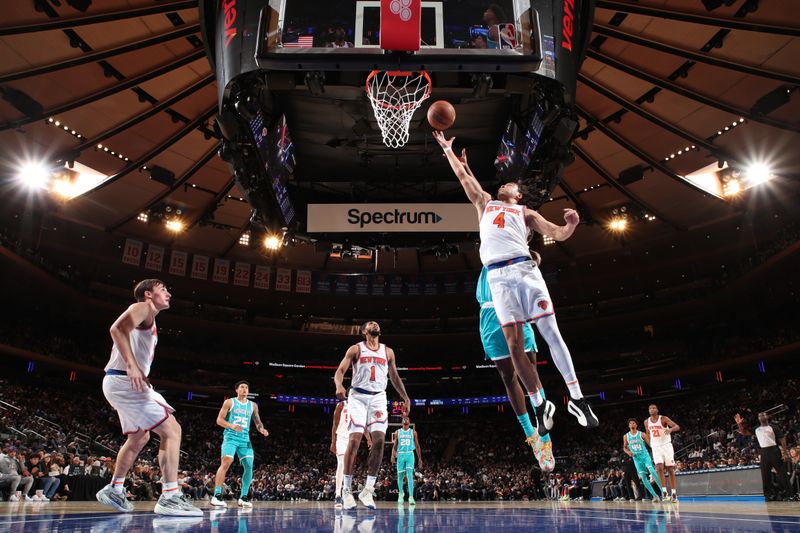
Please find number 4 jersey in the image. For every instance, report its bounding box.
[351,342,389,393]
[479,200,531,266]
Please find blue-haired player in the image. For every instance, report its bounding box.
[477,252,555,471]
[623,418,663,502]
[391,416,423,505]
[210,381,269,508]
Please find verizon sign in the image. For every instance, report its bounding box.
[307,204,478,233]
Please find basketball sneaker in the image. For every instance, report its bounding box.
[408,496,416,506]
[334,495,343,509]
[397,494,404,505]
[152,516,203,532]
[237,495,253,508]
[671,494,679,504]
[535,400,556,435]
[9,494,19,502]
[358,487,376,510]
[567,397,599,428]
[210,494,226,507]
[342,488,357,510]
[651,495,660,503]
[526,434,556,472]
[154,493,203,516]
[96,483,134,512]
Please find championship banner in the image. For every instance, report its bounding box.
[276,267,292,292]
[307,204,478,233]
[424,274,438,296]
[296,270,312,293]
[354,275,370,296]
[145,244,165,271]
[334,275,351,295]
[169,250,188,276]
[389,275,404,296]
[254,265,271,289]
[315,272,332,293]
[233,262,251,287]
[122,238,142,266]
[371,275,386,296]
[191,254,209,280]
[212,258,230,283]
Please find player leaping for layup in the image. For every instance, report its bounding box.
[434,131,598,429]
[334,321,411,511]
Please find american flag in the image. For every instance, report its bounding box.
[283,35,314,48]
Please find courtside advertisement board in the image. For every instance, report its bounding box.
[307,204,478,232]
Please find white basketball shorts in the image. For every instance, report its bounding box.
[347,389,388,435]
[486,260,554,326]
[102,375,175,435]
[336,433,350,456]
[652,443,675,467]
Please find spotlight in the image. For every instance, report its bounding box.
[239,232,250,246]
[608,217,627,232]
[264,234,282,250]
[165,219,184,232]
[543,235,555,246]
[743,163,772,185]
[137,212,149,222]
[51,178,75,199]
[16,161,50,190]
[722,178,741,197]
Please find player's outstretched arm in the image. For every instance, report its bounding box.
[109,302,153,392]
[334,345,359,400]
[525,208,580,241]
[386,347,411,414]
[216,399,240,431]
[414,430,423,468]
[432,131,490,212]
[252,402,269,437]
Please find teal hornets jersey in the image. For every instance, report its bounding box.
[627,431,646,455]
[476,267,491,305]
[223,398,253,442]
[397,428,415,454]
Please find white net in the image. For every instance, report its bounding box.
[366,70,431,149]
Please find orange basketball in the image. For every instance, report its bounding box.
[427,100,456,131]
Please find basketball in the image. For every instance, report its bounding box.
[427,100,456,131]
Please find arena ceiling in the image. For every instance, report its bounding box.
[0,0,798,269]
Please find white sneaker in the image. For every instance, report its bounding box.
[237,498,253,508]
[358,488,376,510]
[154,493,203,516]
[9,495,19,502]
[24,495,33,502]
[40,496,50,502]
[32,495,42,502]
[342,488,357,510]
[210,495,226,507]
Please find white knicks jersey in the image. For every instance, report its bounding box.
[336,402,350,439]
[479,200,531,266]
[350,342,389,393]
[647,415,672,447]
[105,320,158,377]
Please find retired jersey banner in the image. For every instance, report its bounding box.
[254,266,271,289]
[168,250,188,276]
[122,238,142,266]
[212,259,230,283]
[296,270,312,293]
[276,268,292,292]
[191,254,209,280]
[233,262,251,287]
[145,244,164,271]
[307,204,478,233]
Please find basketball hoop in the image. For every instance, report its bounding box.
[366,70,431,148]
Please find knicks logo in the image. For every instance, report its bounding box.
[223,0,238,49]
[538,300,549,311]
[374,411,385,421]
[390,0,413,22]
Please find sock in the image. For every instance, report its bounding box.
[539,388,546,401]
[112,477,126,494]
[343,475,352,491]
[397,471,405,497]
[240,457,254,499]
[671,488,676,496]
[640,473,659,499]
[536,314,582,399]
[540,433,551,443]
[214,486,222,496]
[517,413,535,438]
[162,482,179,499]
[529,390,544,408]
[407,470,414,499]
[649,467,663,495]
[366,475,376,490]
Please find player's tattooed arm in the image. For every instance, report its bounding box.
[252,402,269,437]
[386,347,411,414]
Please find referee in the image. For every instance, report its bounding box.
[735,412,791,501]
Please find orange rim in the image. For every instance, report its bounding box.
[365,70,432,111]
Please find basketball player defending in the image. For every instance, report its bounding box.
[96,279,202,516]
[391,416,423,505]
[435,131,598,429]
[646,404,680,502]
[623,418,663,502]
[331,400,373,508]
[334,321,412,510]
[210,381,269,508]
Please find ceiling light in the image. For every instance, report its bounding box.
[264,234,282,250]
[51,178,75,199]
[743,163,772,185]
[16,161,50,190]
[722,179,741,197]
[543,235,555,246]
[239,232,250,246]
[137,212,149,222]
[165,219,184,232]
[608,217,627,232]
